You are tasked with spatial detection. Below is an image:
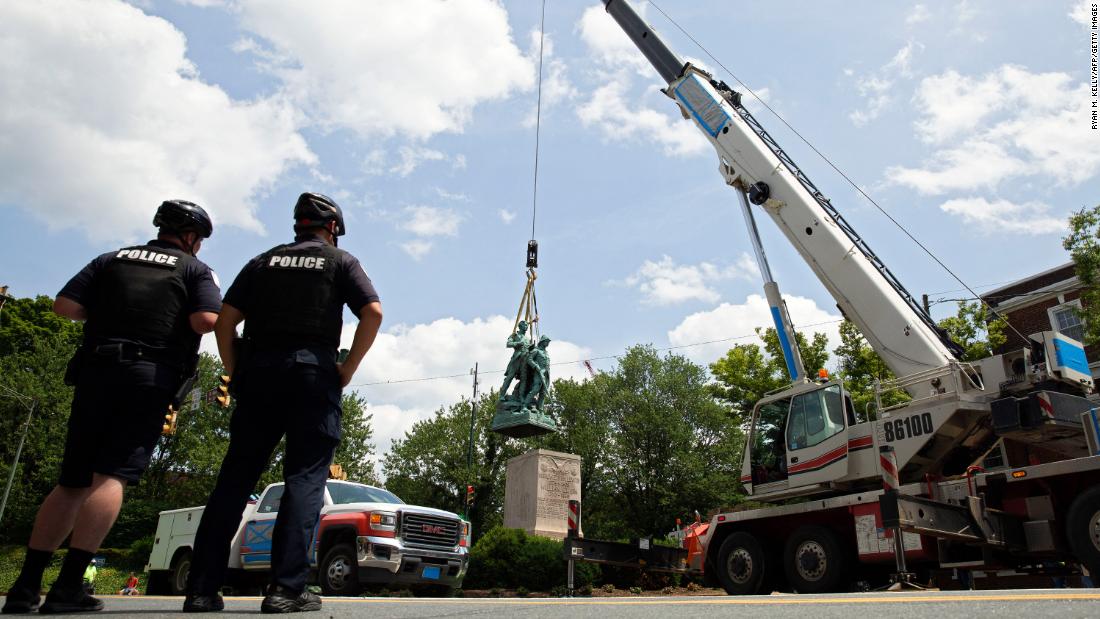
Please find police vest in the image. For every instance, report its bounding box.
[83,244,199,362]
[243,242,343,349]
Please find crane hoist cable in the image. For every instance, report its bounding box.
[511,0,548,340]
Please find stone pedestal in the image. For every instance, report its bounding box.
[503,449,581,540]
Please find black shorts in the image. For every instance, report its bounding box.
[59,364,175,488]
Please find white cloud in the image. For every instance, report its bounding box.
[887,65,1098,194]
[618,254,755,306]
[577,80,709,157]
[390,147,447,177]
[1070,0,1094,26]
[232,0,534,140]
[906,4,931,24]
[341,315,590,464]
[0,0,315,242]
[938,197,1065,235]
[576,3,652,76]
[498,209,517,224]
[884,140,1027,195]
[848,42,919,126]
[574,4,709,158]
[363,148,464,178]
[523,32,578,128]
[399,205,462,237]
[399,239,434,261]
[668,294,843,368]
[435,188,470,202]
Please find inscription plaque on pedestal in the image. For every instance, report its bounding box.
[503,449,582,540]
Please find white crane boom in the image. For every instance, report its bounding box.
[603,0,962,379]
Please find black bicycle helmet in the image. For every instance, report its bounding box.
[293,192,345,237]
[153,200,213,238]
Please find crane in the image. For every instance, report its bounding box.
[592,0,1100,595]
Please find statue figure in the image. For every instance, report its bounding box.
[522,336,551,412]
[500,320,531,398]
[492,325,557,438]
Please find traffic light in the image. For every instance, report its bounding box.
[162,406,178,436]
[465,485,475,509]
[216,375,231,408]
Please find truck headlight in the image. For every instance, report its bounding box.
[369,511,397,530]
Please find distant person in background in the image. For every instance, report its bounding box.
[81,562,96,596]
[119,573,140,596]
[1,201,221,615]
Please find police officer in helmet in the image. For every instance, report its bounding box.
[2,201,221,615]
[185,193,382,614]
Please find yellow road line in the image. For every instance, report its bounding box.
[131,592,1100,606]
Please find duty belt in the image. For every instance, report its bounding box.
[90,342,185,368]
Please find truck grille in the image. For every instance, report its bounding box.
[400,512,460,549]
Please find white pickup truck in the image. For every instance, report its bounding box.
[145,480,470,596]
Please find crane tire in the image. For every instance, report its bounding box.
[784,525,846,593]
[715,531,769,595]
[1066,485,1100,578]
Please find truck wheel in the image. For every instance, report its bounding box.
[784,525,846,593]
[715,532,769,595]
[320,543,360,596]
[1066,485,1100,576]
[169,550,192,596]
[145,570,168,595]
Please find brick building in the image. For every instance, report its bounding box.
[981,262,1098,382]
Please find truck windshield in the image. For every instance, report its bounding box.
[327,482,405,505]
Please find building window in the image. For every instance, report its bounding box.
[1048,300,1085,343]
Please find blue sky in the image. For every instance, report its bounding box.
[1,0,1096,459]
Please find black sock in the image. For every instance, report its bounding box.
[12,547,54,594]
[53,548,95,592]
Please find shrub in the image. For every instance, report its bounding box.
[127,536,154,563]
[464,527,598,591]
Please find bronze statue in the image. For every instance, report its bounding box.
[492,326,557,438]
[500,320,531,396]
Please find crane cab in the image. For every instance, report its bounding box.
[741,380,859,499]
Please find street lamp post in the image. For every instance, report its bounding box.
[0,395,36,526]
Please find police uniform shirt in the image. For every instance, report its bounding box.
[223,234,379,349]
[60,240,222,319]
[58,240,222,386]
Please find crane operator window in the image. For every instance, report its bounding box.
[751,398,791,483]
[787,385,846,451]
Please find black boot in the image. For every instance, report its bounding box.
[1,583,40,614]
[182,593,225,613]
[260,586,321,613]
[37,588,103,614]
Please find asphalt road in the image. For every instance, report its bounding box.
[6,590,1098,618]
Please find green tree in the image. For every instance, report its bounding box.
[1064,204,1100,345]
[709,327,829,423]
[832,320,908,419]
[594,345,743,538]
[0,335,77,543]
[381,391,526,541]
[0,295,82,357]
[938,300,1006,362]
[334,394,378,485]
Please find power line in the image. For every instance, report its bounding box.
[644,0,1028,345]
[347,319,843,388]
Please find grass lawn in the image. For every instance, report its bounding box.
[0,546,148,596]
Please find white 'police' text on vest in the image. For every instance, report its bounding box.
[268,255,326,270]
[116,249,179,266]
